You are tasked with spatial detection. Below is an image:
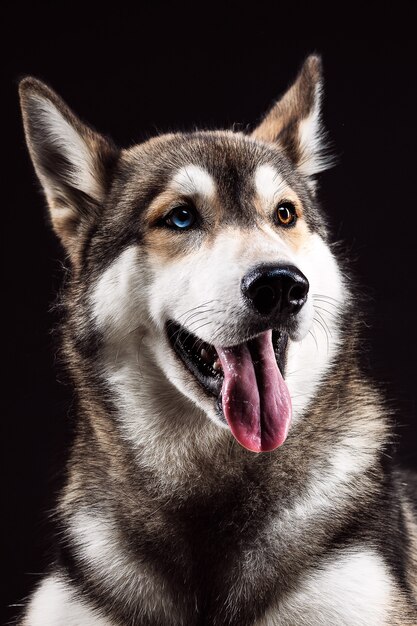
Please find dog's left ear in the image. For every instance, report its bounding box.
[19,78,118,257]
[252,55,331,177]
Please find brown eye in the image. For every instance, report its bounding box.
[275,202,297,227]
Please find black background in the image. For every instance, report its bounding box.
[3,2,416,623]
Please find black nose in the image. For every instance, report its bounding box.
[241,264,309,318]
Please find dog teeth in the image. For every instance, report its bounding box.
[199,346,222,374]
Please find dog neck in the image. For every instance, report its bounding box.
[65,325,388,506]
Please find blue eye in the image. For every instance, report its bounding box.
[166,205,196,230]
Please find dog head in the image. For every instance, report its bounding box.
[20,55,345,454]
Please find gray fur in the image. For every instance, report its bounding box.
[18,56,417,625]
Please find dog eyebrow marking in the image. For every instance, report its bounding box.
[171,165,216,198]
[254,164,287,205]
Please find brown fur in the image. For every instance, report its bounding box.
[18,56,417,625]
[252,55,322,163]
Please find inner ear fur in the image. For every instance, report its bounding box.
[19,77,119,255]
[252,55,331,177]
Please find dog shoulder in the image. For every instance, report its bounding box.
[258,547,417,626]
[21,574,112,626]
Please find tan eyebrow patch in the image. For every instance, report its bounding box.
[145,190,184,225]
[144,190,205,262]
[281,217,311,252]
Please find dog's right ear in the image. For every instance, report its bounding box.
[19,78,118,257]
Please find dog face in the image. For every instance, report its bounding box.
[20,55,345,454]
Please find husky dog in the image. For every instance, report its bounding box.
[19,56,417,625]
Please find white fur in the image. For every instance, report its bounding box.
[22,78,398,626]
[146,227,303,426]
[277,431,381,526]
[148,227,343,429]
[87,219,347,494]
[258,549,395,626]
[29,95,101,201]
[23,575,111,626]
[226,416,385,613]
[297,84,332,177]
[65,509,182,622]
[147,226,311,344]
[254,164,286,204]
[285,233,345,422]
[103,328,223,488]
[91,245,148,339]
[89,220,344,460]
[171,164,216,198]
[41,200,387,625]
[24,550,396,626]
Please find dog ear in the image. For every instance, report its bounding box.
[252,55,331,178]
[19,78,118,255]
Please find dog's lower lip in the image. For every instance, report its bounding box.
[165,321,289,402]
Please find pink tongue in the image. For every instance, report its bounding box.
[215,330,291,453]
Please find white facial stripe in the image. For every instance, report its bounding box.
[254,164,287,205]
[171,164,216,199]
[90,245,149,342]
[90,221,345,448]
[147,227,297,339]
[31,96,101,200]
[89,201,346,460]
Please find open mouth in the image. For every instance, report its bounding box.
[166,322,291,453]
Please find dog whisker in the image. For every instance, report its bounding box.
[315,309,333,338]
[313,304,339,319]
[313,315,330,354]
[177,300,220,321]
[312,293,340,305]
[308,328,319,352]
